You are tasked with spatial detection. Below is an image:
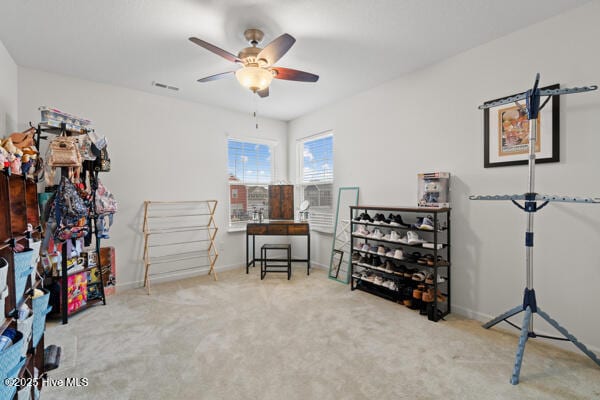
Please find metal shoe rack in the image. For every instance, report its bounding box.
[349,206,451,322]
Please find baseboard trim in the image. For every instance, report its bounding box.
[452,304,600,355]
[116,263,243,291]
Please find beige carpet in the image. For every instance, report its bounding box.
[41,267,600,400]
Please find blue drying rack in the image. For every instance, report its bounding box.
[470,73,600,384]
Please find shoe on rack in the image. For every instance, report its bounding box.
[374,275,384,285]
[385,249,396,258]
[397,234,409,244]
[393,249,404,260]
[382,232,392,241]
[389,231,401,242]
[370,229,384,240]
[412,217,424,230]
[369,245,378,253]
[354,241,364,250]
[412,271,426,282]
[391,214,410,228]
[373,213,386,224]
[359,254,371,264]
[406,231,425,245]
[352,252,361,262]
[372,256,383,267]
[377,246,386,256]
[361,244,370,253]
[418,215,435,231]
[425,273,434,285]
[353,213,365,222]
[354,226,370,237]
[360,213,373,223]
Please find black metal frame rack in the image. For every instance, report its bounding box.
[350,205,451,322]
[35,122,106,324]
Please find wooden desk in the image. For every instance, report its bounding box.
[246,221,310,275]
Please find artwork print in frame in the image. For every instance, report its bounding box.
[483,84,559,168]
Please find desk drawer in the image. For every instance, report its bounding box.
[247,225,268,235]
[287,224,309,235]
[267,224,288,235]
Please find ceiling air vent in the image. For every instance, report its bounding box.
[152,81,179,91]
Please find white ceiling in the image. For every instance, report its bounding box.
[0,0,589,121]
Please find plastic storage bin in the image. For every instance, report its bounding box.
[17,313,33,356]
[32,289,51,348]
[0,356,25,400]
[0,330,24,379]
[13,250,34,302]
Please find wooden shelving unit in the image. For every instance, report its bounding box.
[143,200,219,294]
[0,169,51,399]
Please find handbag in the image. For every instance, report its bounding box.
[92,143,110,172]
[95,179,117,215]
[48,133,82,167]
[75,134,96,161]
[53,177,89,242]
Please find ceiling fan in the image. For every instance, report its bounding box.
[189,29,319,98]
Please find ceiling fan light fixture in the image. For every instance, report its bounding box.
[235,66,273,92]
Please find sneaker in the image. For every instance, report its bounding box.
[393,249,404,259]
[374,276,384,285]
[382,232,392,241]
[385,249,396,258]
[353,213,365,222]
[384,260,394,271]
[372,256,383,267]
[361,244,371,253]
[377,246,386,256]
[397,234,409,244]
[373,213,386,224]
[369,245,378,253]
[406,231,425,245]
[354,226,370,236]
[392,214,410,227]
[370,229,384,239]
[389,231,401,242]
[359,254,371,264]
[360,213,373,223]
[352,252,361,261]
[418,215,434,231]
[412,217,424,229]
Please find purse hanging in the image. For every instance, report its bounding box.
[47,133,82,167]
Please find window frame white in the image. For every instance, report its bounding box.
[296,130,334,233]
[227,136,277,230]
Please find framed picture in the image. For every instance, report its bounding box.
[483,84,559,168]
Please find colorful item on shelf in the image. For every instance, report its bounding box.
[66,272,87,314]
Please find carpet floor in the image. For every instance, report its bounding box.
[42,267,600,400]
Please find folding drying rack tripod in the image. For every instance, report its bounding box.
[470,73,600,384]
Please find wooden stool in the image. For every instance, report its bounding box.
[261,244,291,280]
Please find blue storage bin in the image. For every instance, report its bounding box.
[0,356,25,400]
[0,330,24,379]
[13,250,34,302]
[32,306,52,348]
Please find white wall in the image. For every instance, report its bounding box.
[289,2,600,350]
[18,67,287,288]
[0,39,17,136]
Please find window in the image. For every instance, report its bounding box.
[228,138,273,226]
[297,132,334,232]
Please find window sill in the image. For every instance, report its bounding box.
[228,226,247,233]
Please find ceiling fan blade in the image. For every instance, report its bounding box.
[257,33,296,66]
[271,67,319,82]
[257,87,269,98]
[189,37,242,63]
[197,71,235,83]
